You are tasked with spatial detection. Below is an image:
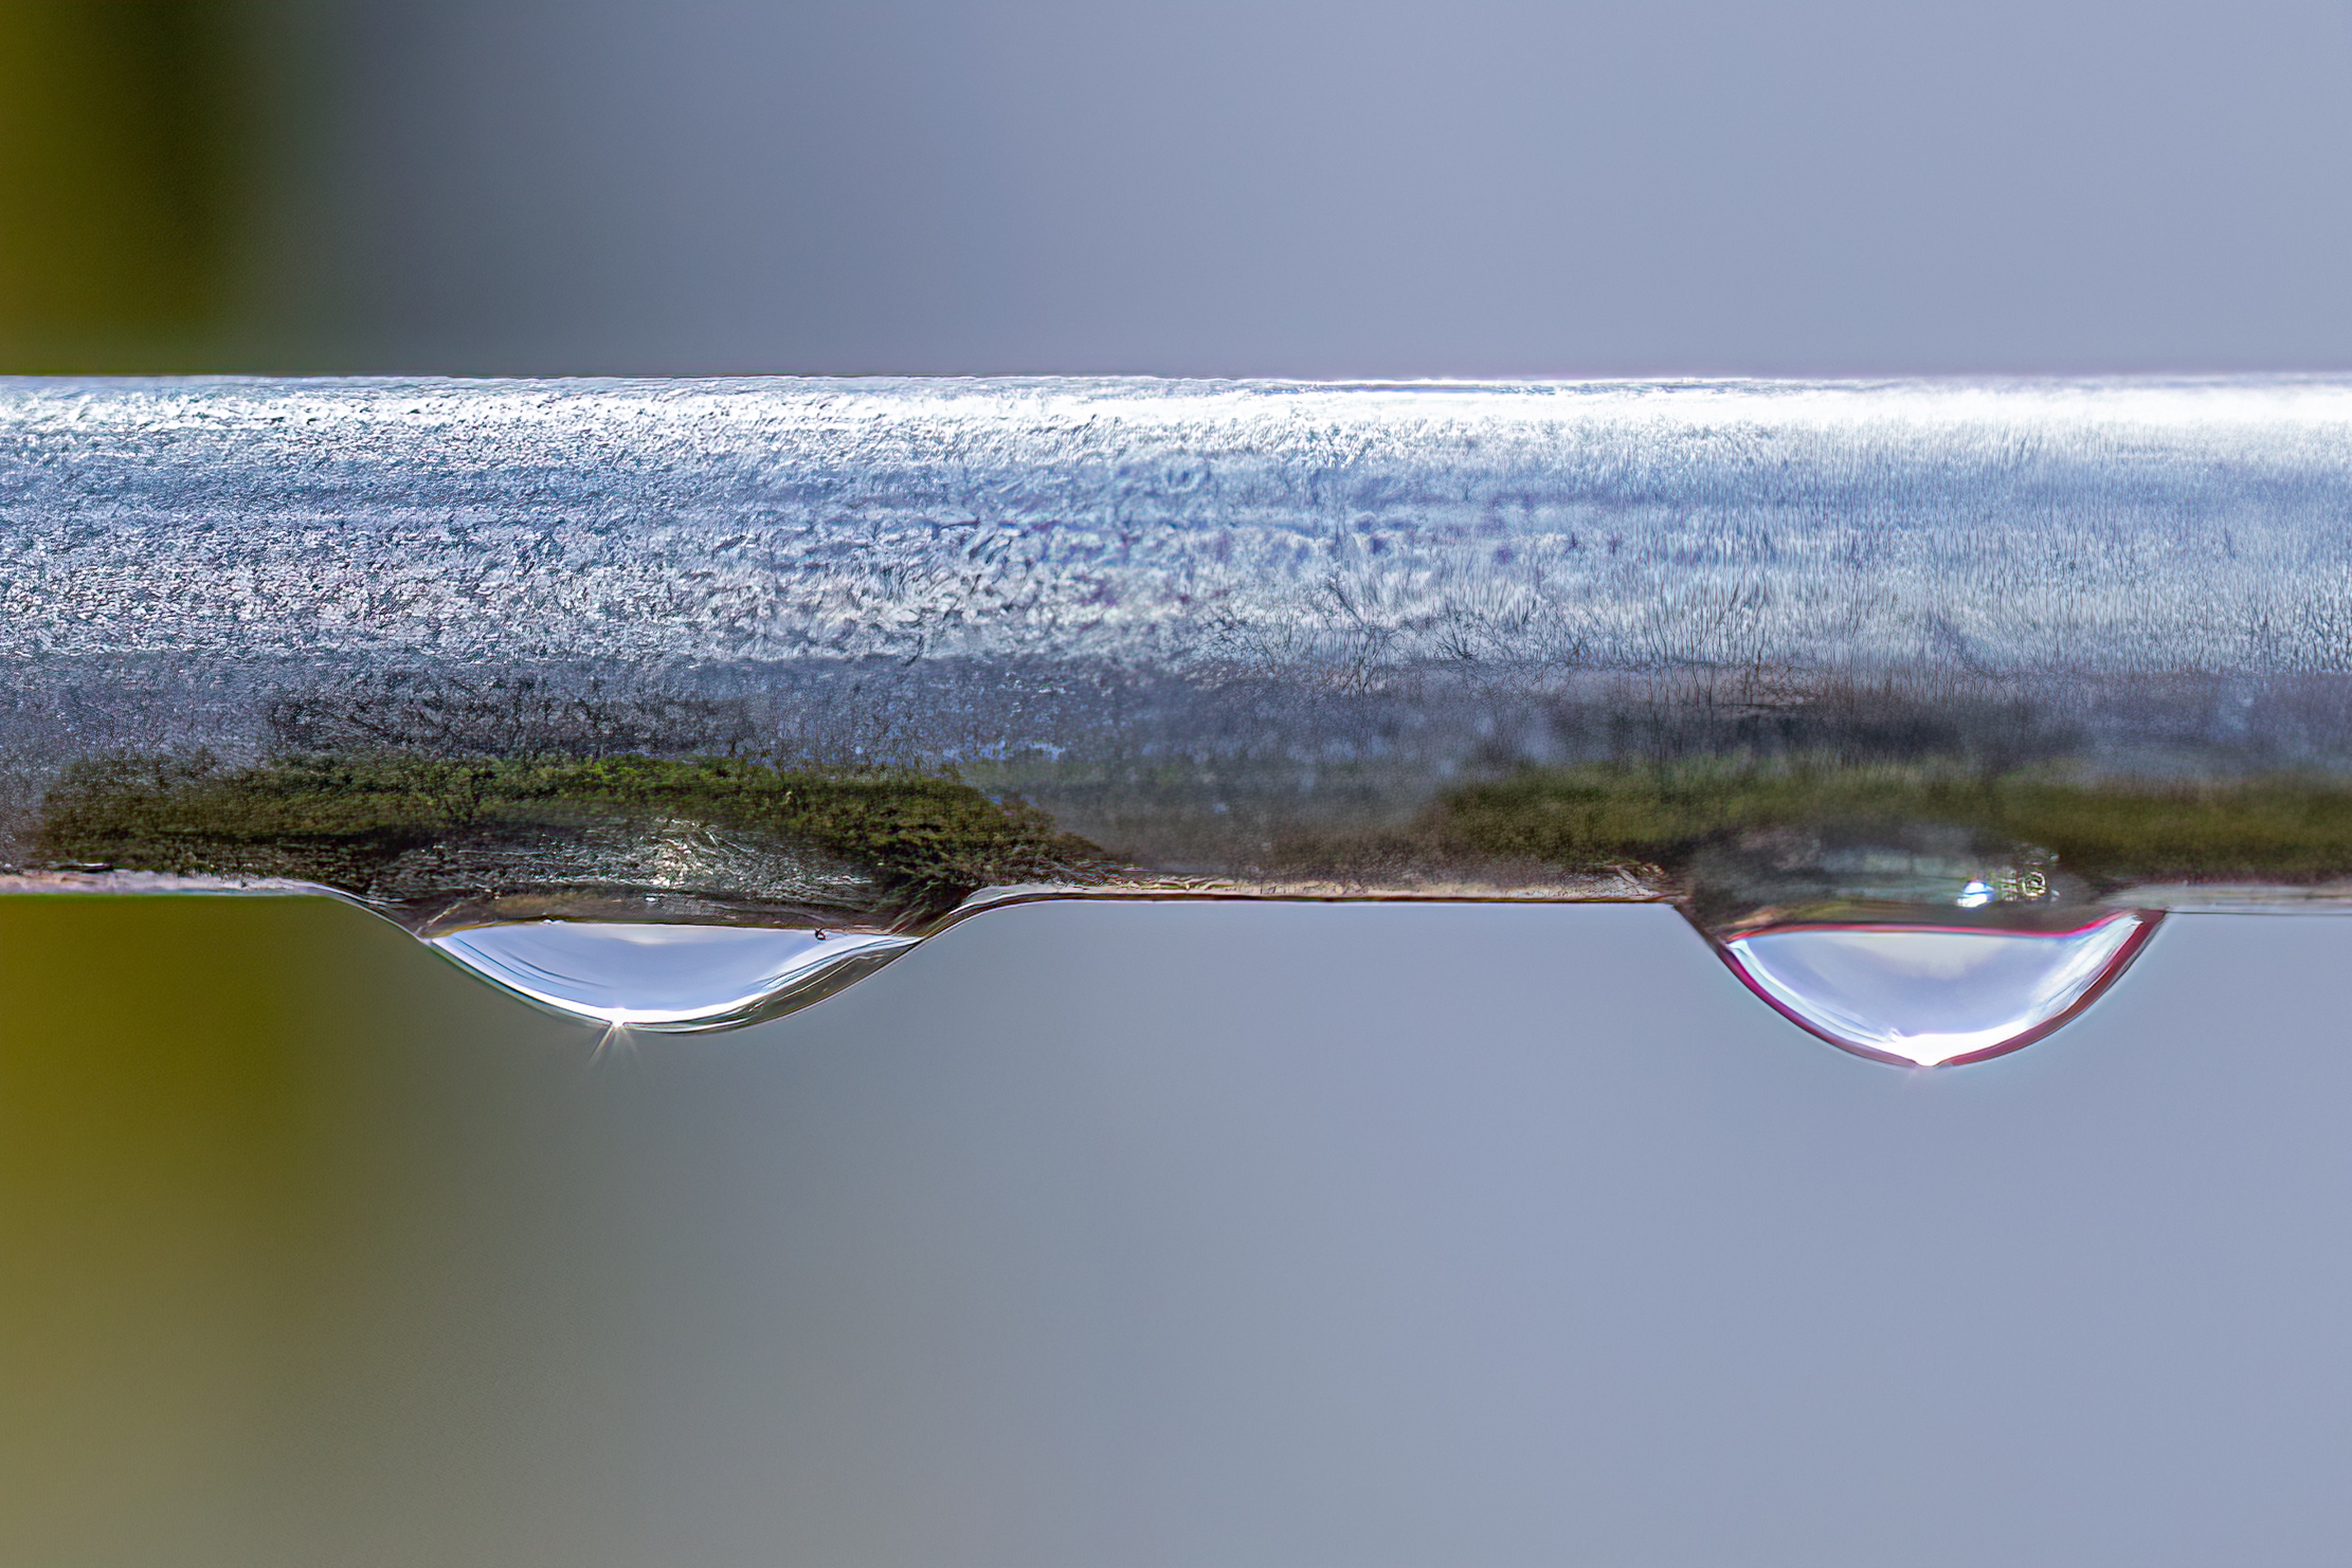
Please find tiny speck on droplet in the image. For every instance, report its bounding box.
[1720,911,2154,1066]
[425,921,918,1030]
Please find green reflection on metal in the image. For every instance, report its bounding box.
[39,751,1117,921]
[1438,761,2352,891]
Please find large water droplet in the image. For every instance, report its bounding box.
[1719,911,2159,1066]
[426,922,917,1031]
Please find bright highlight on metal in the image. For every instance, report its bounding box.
[6,375,2348,1051]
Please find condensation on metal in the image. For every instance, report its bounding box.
[6,377,2352,1042]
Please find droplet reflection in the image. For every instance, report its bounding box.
[427,921,917,1031]
[1719,911,2159,1066]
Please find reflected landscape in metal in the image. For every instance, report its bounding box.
[14,375,2352,1055]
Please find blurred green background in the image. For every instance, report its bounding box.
[0,1,248,370]
[0,895,648,1567]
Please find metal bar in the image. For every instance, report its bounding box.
[7,376,2351,1034]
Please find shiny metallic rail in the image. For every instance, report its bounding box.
[6,376,2352,1034]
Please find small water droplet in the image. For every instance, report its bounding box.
[426,921,917,1031]
[1719,910,2159,1066]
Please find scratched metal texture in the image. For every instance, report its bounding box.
[7,375,2352,902]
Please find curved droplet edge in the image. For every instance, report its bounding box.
[46,875,2186,1049]
[416,934,921,1033]
[1708,909,2167,1068]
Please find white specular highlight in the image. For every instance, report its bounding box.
[1720,913,2157,1066]
[427,921,916,1031]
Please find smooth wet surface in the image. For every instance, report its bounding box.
[426,920,916,1029]
[12,895,2352,1566]
[1720,911,2156,1066]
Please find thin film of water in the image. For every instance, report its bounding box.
[13,375,2352,1062]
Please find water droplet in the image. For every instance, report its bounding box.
[1719,911,2159,1066]
[426,921,917,1031]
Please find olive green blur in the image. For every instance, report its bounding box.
[39,751,1115,912]
[1436,762,2352,889]
[1,897,329,1562]
[0,894,644,1566]
[0,1,248,370]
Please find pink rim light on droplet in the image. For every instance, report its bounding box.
[1718,911,2163,1067]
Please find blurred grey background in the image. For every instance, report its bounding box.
[16,895,2352,1568]
[4,0,2348,376]
[12,6,2352,1566]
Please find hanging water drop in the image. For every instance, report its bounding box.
[1718,911,2159,1066]
[426,921,917,1031]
